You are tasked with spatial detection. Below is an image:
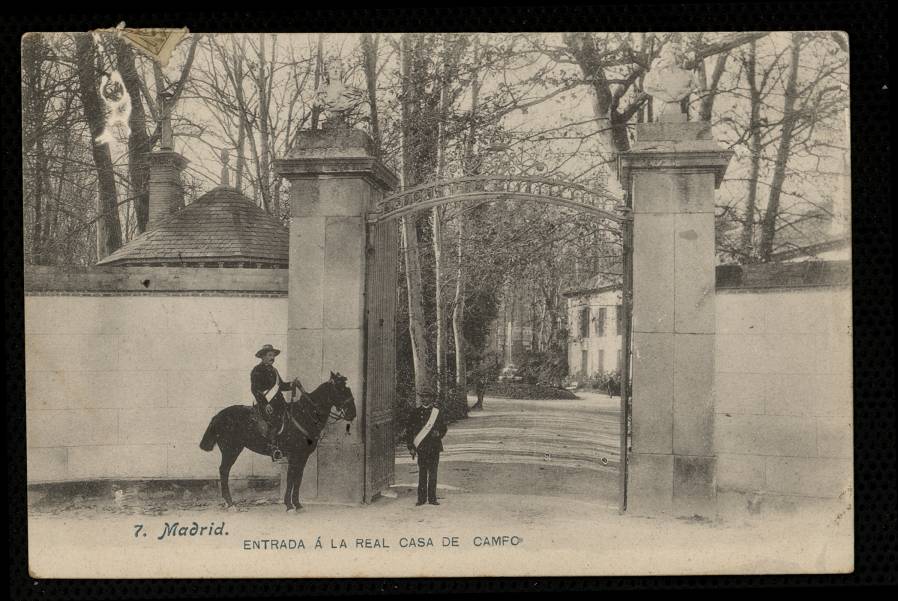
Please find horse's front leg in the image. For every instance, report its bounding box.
[283,460,296,511]
[291,452,310,509]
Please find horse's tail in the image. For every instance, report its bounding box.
[199,415,218,451]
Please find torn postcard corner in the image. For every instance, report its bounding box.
[93,22,189,67]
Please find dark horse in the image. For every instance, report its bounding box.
[199,371,357,511]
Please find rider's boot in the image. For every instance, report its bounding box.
[269,436,283,462]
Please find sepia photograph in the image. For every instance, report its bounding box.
[22,29,853,578]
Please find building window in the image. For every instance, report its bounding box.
[579,307,590,339]
[615,305,622,336]
[596,307,607,337]
[581,350,589,376]
[598,349,605,374]
[617,349,622,371]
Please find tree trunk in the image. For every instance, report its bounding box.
[432,38,451,401]
[563,32,632,155]
[257,33,272,213]
[462,36,481,176]
[452,213,467,392]
[114,37,151,233]
[310,33,324,130]
[235,115,246,192]
[360,33,381,151]
[433,206,447,398]
[74,33,122,259]
[740,40,763,261]
[698,51,729,122]
[401,216,433,403]
[759,34,802,261]
[454,40,479,401]
[400,34,435,403]
[23,34,48,264]
[30,136,45,264]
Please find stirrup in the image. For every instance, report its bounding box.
[271,447,284,462]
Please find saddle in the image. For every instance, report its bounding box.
[252,404,287,438]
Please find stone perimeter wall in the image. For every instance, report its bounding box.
[715,284,853,508]
[25,263,853,510]
[25,267,289,485]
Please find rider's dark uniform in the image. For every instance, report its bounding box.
[251,363,293,454]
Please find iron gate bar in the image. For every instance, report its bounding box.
[618,199,634,513]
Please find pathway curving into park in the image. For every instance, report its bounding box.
[395,391,622,504]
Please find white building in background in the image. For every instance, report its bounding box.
[563,277,623,379]
[563,221,850,383]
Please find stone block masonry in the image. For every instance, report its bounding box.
[25,271,288,484]
[714,286,852,510]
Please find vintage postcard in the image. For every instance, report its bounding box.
[23,30,852,578]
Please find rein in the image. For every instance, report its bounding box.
[285,380,346,441]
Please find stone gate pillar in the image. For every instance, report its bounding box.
[276,127,398,503]
[619,119,732,515]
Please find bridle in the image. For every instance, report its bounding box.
[284,379,351,440]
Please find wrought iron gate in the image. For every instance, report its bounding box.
[362,219,400,502]
[362,175,632,510]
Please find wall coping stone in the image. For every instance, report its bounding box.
[25,265,288,294]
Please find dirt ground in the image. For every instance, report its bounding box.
[395,392,621,504]
[27,393,853,578]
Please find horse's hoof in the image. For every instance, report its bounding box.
[227,504,238,513]
[285,507,294,513]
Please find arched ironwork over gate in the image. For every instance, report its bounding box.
[371,175,627,224]
[363,175,634,511]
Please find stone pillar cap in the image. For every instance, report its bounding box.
[275,127,398,191]
[618,121,733,189]
[146,149,189,170]
[284,128,378,159]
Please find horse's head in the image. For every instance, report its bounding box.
[328,371,357,421]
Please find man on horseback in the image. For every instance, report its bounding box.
[250,344,303,461]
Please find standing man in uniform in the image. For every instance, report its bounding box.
[405,392,448,506]
[251,344,301,460]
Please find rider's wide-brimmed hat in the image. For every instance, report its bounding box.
[255,344,281,358]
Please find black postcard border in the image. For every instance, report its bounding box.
[5,3,894,596]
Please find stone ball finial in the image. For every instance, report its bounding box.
[643,41,699,122]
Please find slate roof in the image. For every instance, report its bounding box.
[97,186,288,267]
[768,236,850,262]
[562,273,623,297]
[565,260,851,297]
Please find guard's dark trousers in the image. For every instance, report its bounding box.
[417,451,440,504]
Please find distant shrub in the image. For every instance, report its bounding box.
[588,370,621,396]
[517,350,567,387]
[485,382,577,400]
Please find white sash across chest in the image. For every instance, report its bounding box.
[413,408,440,448]
[264,369,283,403]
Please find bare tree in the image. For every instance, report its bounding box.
[397,33,436,403]
[73,33,122,259]
[758,32,802,260]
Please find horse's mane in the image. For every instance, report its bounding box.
[307,380,332,409]
[286,380,332,433]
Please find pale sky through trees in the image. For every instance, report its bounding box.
[23,31,849,267]
[167,33,849,252]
